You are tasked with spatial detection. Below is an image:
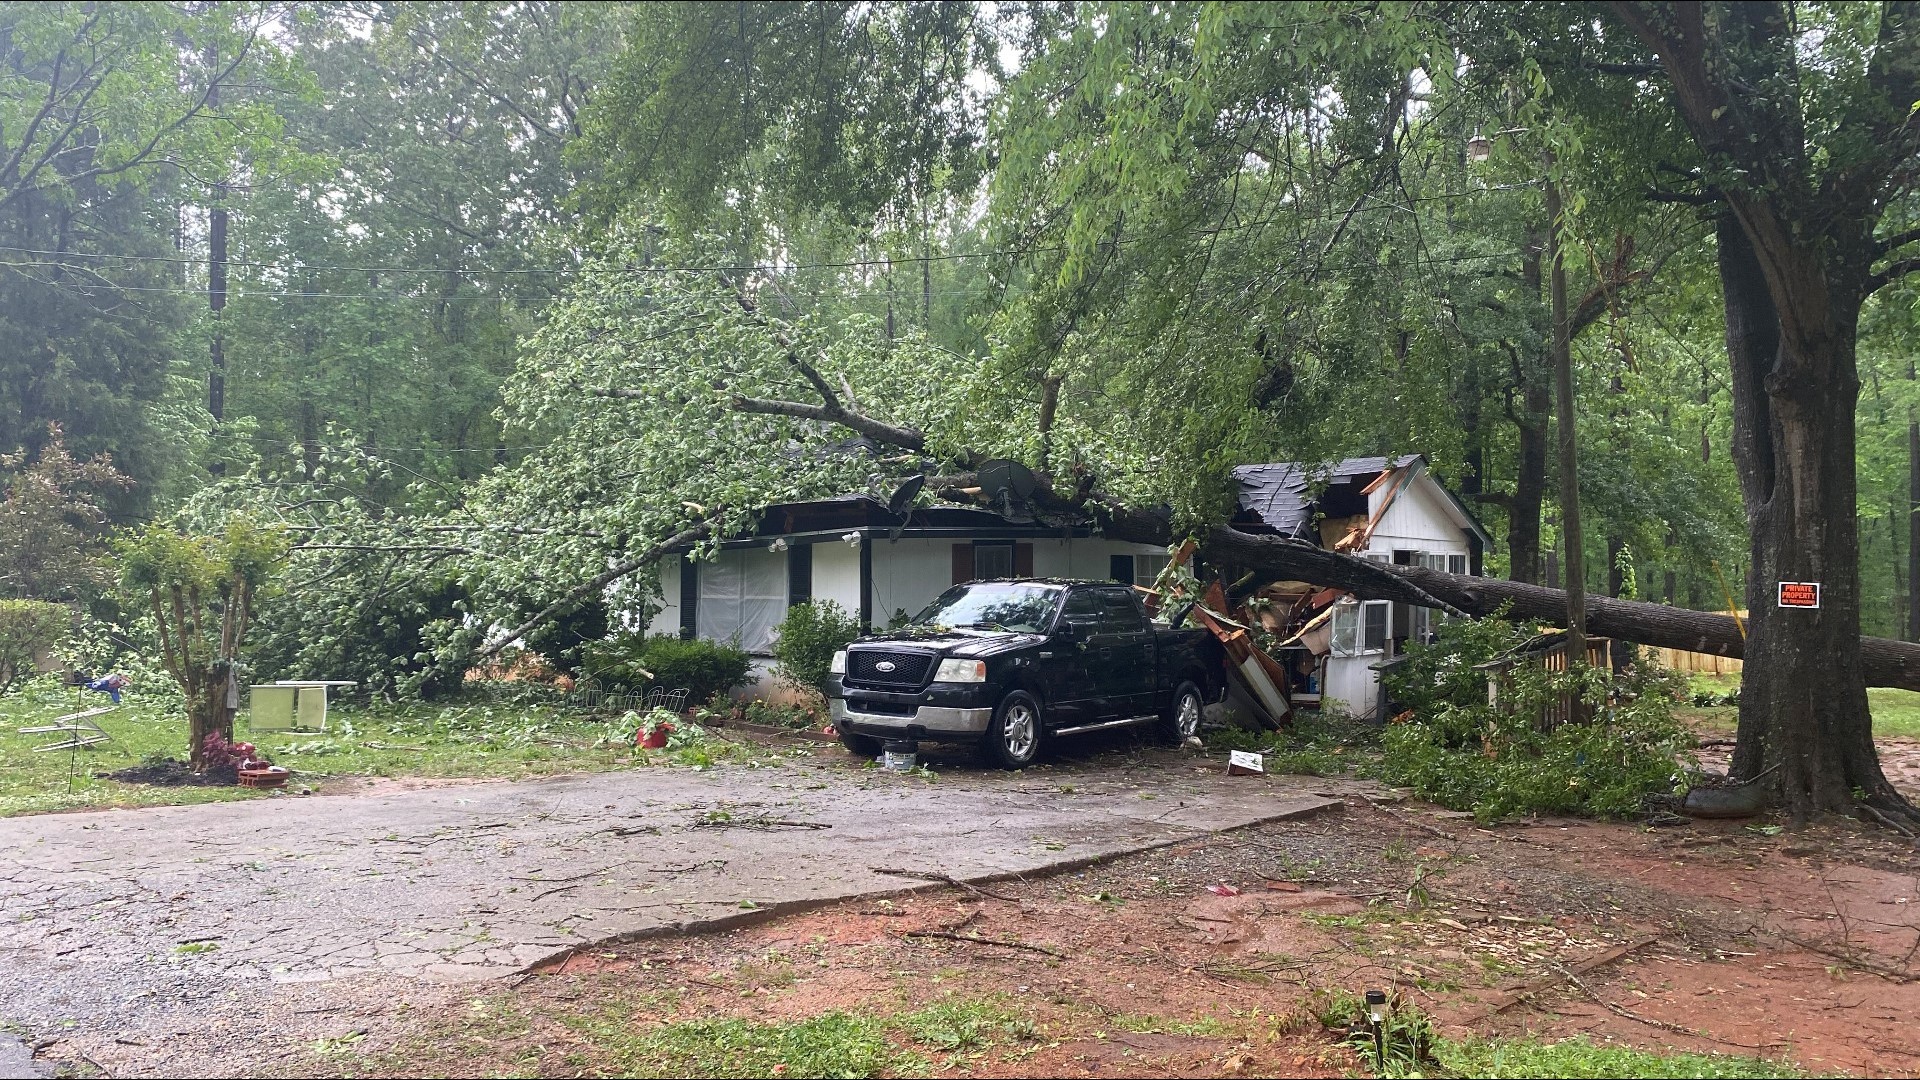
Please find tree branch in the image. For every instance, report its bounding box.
[1869,256,1920,294]
[471,522,713,663]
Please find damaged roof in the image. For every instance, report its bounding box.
[1233,454,1495,552]
[1232,456,1420,538]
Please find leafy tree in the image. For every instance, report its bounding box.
[1546,1,1920,820]
[0,599,68,694]
[0,425,130,599]
[118,520,285,768]
[0,3,295,510]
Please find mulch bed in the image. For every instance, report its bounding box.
[97,760,239,787]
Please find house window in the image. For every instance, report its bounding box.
[1449,553,1467,576]
[694,548,787,654]
[1331,599,1392,656]
[952,542,1033,584]
[1135,553,1170,587]
[974,542,1014,580]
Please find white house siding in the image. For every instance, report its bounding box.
[810,539,863,616]
[868,537,955,629]
[1321,475,1478,719]
[1365,478,1471,559]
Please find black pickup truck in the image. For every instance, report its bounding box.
[826,579,1226,768]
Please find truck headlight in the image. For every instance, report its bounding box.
[830,650,847,675]
[934,658,987,683]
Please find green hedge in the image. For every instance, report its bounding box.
[585,633,753,705]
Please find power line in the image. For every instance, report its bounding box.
[0,181,1541,281]
[10,247,1529,303]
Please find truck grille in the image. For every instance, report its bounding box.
[846,649,934,689]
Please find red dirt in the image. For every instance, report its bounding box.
[323,794,1920,1079]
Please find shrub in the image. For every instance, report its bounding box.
[772,600,861,696]
[585,633,753,705]
[0,599,69,693]
[1376,617,1693,821]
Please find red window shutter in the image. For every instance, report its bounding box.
[952,543,974,585]
[1013,542,1034,578]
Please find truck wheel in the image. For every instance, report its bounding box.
[837,727,882,758]
[1158,681,1205,746]
[982,691,1044,769]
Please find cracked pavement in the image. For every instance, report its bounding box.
[0,754,1338,1074]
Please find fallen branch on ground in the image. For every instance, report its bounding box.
[869,866,1021,901]
[1557,963,1778,1050]
[1769,928,1918,983]
[1460,934,1663,1021]
[900,929,1065,957]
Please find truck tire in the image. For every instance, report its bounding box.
[1157,680,1205,746]
[982,691,1044,769]
[837,727,882,758]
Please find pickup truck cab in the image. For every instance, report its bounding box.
[826,579,1225,768]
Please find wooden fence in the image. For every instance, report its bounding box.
[1646,647,1743,676]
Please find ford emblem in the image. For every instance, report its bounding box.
[875,660,897,672]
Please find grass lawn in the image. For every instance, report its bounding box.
[0,677,770,818]
[1683,673,1920,739]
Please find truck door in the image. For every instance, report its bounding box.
[1093,587,1156,716]
[1039,587,1103,722]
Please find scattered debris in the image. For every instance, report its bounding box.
[1227,750,1265,776]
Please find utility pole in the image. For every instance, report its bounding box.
[1545,158,1587,670]
[206,43,228,476]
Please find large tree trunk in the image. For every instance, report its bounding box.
[1190,524,1920,690]
[1716,217,1901,819]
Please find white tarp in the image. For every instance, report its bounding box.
[696,548,787,654]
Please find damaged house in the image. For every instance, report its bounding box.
[1230,455,1491,719]
[646,454,1487,716]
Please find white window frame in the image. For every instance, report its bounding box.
[1331,599,1392,657]
[1135,553,1170,588]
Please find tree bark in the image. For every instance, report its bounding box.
[1507,240,1552,585]
[1546,173,1586,670]
[1716,216,1898,818]
[1192,523,1920,692]
[1908,401,1918,641]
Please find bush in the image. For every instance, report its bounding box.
[772,600,861,696]
[584,633,753,705]
[0,599,70,694]
[1376,617,1693,821]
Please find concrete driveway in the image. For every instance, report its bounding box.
[0,752,1337,1071]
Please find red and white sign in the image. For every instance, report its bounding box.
[1778,581,1821,609]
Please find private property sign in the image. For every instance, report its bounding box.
[1778,581,1821,609]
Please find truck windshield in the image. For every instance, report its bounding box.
[911,583,1062,633]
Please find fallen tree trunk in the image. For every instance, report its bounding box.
[1199,524,1920,693]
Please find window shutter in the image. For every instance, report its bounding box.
[1110,554,1135,584]
[1014,543,1034,578]
[678,558,698,640]
[952,543,974,585]
[787,543,813,606]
